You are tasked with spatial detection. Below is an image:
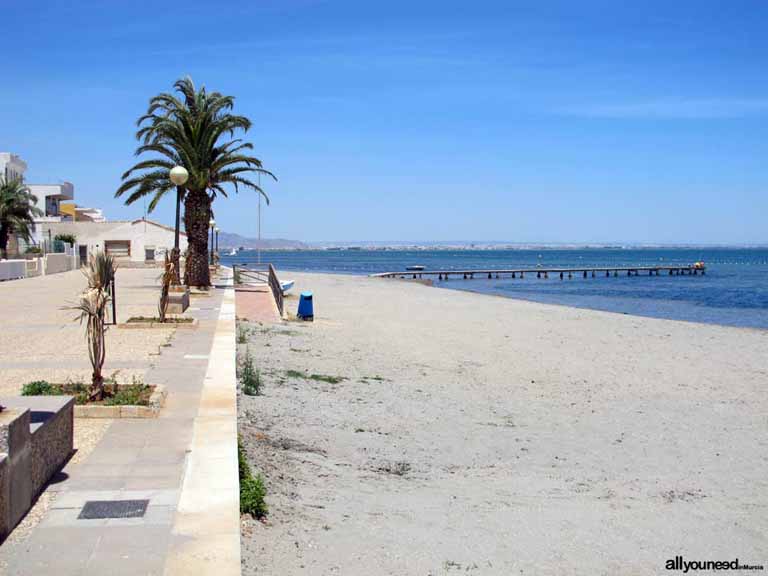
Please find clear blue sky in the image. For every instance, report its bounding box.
[2,0,767,244]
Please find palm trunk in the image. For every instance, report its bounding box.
[183,191,211,287]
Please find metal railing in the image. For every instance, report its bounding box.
[267,264,284,317]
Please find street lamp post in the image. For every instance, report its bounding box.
[169,166,189,284]
[209,219,216,265]
[215,227,220,256]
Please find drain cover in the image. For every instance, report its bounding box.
[78,499,149,519]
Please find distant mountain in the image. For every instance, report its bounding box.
[217,231,308,250]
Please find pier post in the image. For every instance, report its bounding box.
[520,272,524,279]
[537,271,541,278]
[560,272,564,280]
[463,273,467,279]
[583,271,587,278]
[488,272,492,279]
[614,270,618,277]
[512,272,516,279]
[568,272,572,279]
[544,272,549,279]
[592,271,595,278]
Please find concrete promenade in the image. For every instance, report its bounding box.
[0,269,241,575]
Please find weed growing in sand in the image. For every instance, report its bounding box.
[359,375,390,383]
[284,369,345,384]
[377,461,412,476]
[240,349,262,396]
[237,324,250,344]
[238,437,267,518]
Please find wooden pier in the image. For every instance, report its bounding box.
[372,265,705,281]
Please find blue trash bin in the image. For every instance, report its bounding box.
[297,291,314,321]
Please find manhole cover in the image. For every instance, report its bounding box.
[78,499,149,519]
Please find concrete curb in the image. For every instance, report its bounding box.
[117,319,199,330]
[164,282,240,575]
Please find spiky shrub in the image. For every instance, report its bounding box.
[157,253,175,322]
[72,253,116,400]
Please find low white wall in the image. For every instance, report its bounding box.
[44,253,75,275]
[0,260,26,281]
[25,258,43,278]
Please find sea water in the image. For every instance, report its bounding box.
[222,248,768,330]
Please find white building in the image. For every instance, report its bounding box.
[38,218,187,263]
[2,152,184,263]
[0,153,27,183]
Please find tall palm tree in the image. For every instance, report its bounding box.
[0,178,42,259]
[116,77,276,286]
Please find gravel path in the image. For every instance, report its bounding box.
[0,267,178,395]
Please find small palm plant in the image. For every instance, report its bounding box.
[0,178,43,259]
[158,252,175,323]
[72,253,117,401]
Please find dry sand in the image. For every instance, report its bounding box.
[238,272,767,575]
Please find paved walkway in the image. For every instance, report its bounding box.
[235,285,280,323]
[0,270,240,576]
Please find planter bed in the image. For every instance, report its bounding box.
[118,317,198,330]
[21,382,167,419]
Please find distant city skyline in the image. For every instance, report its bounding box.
[3,0,767,244]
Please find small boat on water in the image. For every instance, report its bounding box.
[405,265,426,271]
[227,248,237,256]
[281,280,295,293]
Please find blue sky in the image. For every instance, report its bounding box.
[2,0,767,244]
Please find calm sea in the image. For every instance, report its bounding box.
[222,248,768,330]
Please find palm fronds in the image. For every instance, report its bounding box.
[0,178,43,258]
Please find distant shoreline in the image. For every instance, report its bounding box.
[223,244,768,252]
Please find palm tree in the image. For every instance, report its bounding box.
[0,178,42,259]
[116,77,276,287]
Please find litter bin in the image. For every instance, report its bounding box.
[297,291,314,321]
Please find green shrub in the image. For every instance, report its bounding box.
[54,233,77,245]
[22,380,56,395]
[25,246,42,254]
[240,348,261,396]
[238,438,267,518]
[104,384,151,406]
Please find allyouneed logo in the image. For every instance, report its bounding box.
[666,556,765,572]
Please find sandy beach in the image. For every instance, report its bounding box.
[238,271,768,575]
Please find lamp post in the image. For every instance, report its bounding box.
[215,227,220,256]
[209,219,216,265]
[169,166,189,284]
